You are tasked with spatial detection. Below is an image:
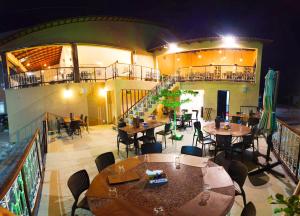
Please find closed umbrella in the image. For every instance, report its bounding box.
[258,69,278,133]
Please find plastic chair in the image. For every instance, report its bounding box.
[181,146,203,157]
[95,152,115,172]
[141,142,163,154]
[228,160,248,207]
[67,170,90,216]
[156,123,173,148]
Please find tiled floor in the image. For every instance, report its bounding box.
[38,123,295,216]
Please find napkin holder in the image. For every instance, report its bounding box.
[146,169,168,186]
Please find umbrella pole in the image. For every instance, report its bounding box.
[248,70,284,177]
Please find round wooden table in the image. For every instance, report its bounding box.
[86,154,235,216]
[203,122,251,137]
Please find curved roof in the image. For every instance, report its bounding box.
[0,16,177,52]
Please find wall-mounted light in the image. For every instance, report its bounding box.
[239,58,243,62]
[98,87,107,97]
[198,54,202,58]
[26,63,30,66]
[63,88,73,98]
[44,63,47,67]
[176,58,180,62]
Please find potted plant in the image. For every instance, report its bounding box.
[152,88,197,140]
[268,193,300,216]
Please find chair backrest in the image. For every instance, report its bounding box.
[70,112,74,120]
[56,118,61,132]
[118,121,126,128]
[141,143,162,154]
[228,160,248,188]
[165,123,172,133]
[84,116,88,123]
[194,121,201,130]
[95,152,115,172]
[192,110,199,117]
[118,129,130,143]
[67,170,90,202]
[182,109,188,113]
[231,116,241,123]
[241,202,256,216]
[183,113,192,121]
[181,146,202,157]
[242,134,254,148]
[248,117,259,127]
[216,134,232,148]
[80,114,84,121]
[146,128,155,137]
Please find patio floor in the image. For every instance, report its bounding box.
[38,123,295,216]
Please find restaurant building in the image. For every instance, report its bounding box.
[4,16,297,216]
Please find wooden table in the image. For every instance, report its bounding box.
[119,120,164,135]
[229,113,260,120]
[86,154,235,216]
[63,117,81,124]
[203,122,251,137]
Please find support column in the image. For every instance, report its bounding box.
[1,53,9,89]
[71,43,80,83]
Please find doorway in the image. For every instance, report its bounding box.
[180,90,204,119]
[217,90,230,119]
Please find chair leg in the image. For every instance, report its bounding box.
[71,205,76,216]
[126,145,129,158]
[164,135,167,149]
[241,188,247,207]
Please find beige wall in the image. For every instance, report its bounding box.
[59,45,73,67]
[6,82,107,142]
[133,53,154,68]
[77,45,131,67]
[180,81,259,119]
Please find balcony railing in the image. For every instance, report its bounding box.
[9,62,160,88]
[272,119,300,182]
[177,65,256,82]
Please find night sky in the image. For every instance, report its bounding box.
[0,0,299,104]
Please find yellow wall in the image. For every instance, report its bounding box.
[180,81,258,119]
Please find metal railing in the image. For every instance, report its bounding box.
[9,62,160,88]
[272,119,300,182]
[177,65,256,82]
[9,67,74,88]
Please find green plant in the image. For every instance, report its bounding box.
[268,193,300,216]
[152,89,197,139]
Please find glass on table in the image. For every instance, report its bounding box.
[153,206,165,215]
[108,187,118,198]
[117,165,125,175]
[175,155,180,169]
[198,184,211,206]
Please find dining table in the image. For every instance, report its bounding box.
[86,153,235,216]
[229,113,261,120]
[203,122,251,137]
[118,120,165,135]
[63,116,81,124]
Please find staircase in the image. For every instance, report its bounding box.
[122,76,178,122]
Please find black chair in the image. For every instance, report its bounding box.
[192,121,210,145]
[68,120,82,139]
[80,114,84,121]
[181,146,203,157]
[228,160,248,207]
[70,112,74,121]
[138,128,156,144]
[192,110,199,122]
[181,109,188,113]
[233,134,255,160]
[67,170,90,216]
[215,134,232,159]
[195,129,216,156]
[141,142,163,154]
[117,121,127,144]
[248,117,259,128]
[95,152,115,172]
[118,129,137,158]
[156,123,173,148]
[241,202,256,216]
[251,125,261,150]
[231,116,241,123]
[183,113,193,127]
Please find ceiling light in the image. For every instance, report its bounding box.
[239,58,243,62]
[44,63,47,67]
[166,43,183,54]
[176,58,180,61]
[26,63,30,66]
[198,55,202,58]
